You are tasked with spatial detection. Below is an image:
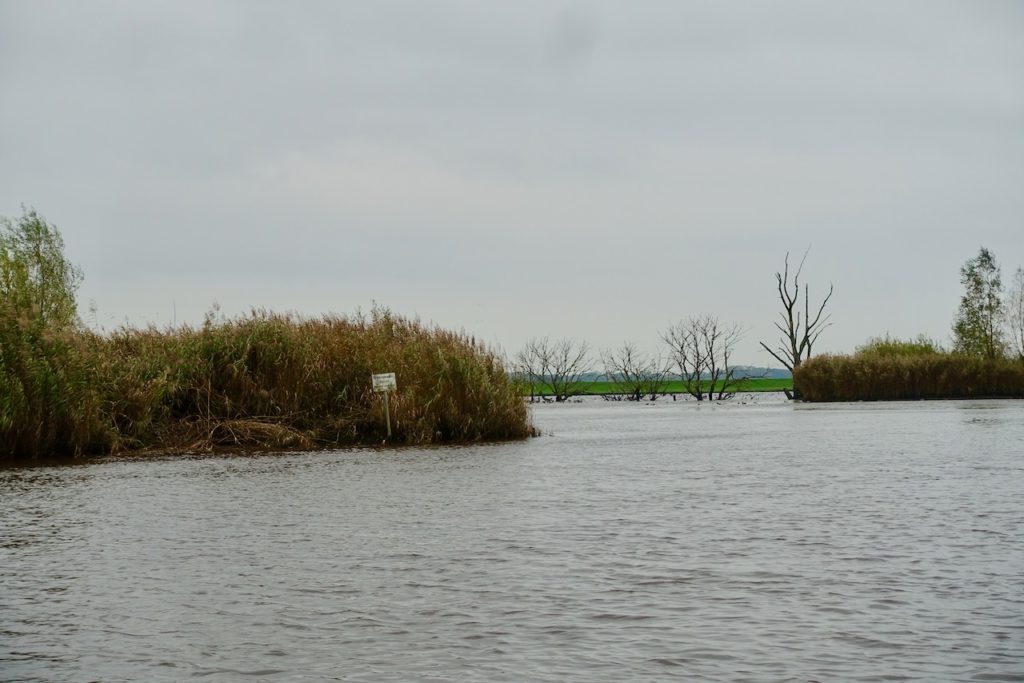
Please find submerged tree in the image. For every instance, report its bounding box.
[663,317,706,399]
[601,342,671,401]
[759,250,833,398]
[953,247,1005,359]
[515,337,593,402]
[1005,266,1024,361]
[662,315,743,401]
[701,317,744,400]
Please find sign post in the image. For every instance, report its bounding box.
[371,372,397,439]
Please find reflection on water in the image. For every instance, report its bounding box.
[2,398,1023,681]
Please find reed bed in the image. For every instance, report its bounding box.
[795,352,1024,402]
[0,309,534,462]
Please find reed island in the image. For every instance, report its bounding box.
[0,210,532,463]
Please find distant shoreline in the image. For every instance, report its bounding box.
[523,378,792,398]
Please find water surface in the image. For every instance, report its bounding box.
[3,398,1023,681]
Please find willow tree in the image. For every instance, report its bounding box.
[0,207,82,329]
[953,247,1005,359]
[1,208,90,459]
[759,250,833,398]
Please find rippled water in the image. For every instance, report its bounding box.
[3,397,1023,682]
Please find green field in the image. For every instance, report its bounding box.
[525,377,792,396]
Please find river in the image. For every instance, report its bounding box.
[2,397,1023,681]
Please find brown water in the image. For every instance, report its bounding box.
[2,397,1023,682]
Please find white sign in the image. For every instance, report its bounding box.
[372,372,397,392]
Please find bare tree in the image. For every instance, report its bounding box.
[516,337,593,402]
[601,342,671,401]
[759,250,833,397]
[702,317,745,399]
[663,317,706,400]
[1007,266,1024,360]
[514,344,539,403]
[662,315,744,401]
[511,347,539,403]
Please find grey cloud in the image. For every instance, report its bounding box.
[1,0,1022,360]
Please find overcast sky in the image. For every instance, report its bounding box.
[2,1,1022,364]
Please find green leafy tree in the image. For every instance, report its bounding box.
[953,247,1005,359]
[1,208,94,459]
[0,207,83,329]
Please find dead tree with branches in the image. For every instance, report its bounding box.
[662,315,743,401]
[759,250,834,398]
[663,318,706,400]
[601,343,671,401]
[702,317,745,399]
[516,337,593,402]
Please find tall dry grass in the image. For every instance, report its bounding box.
[0,307,110,458]
[796,350,1024,402]
[0,308,534,462]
